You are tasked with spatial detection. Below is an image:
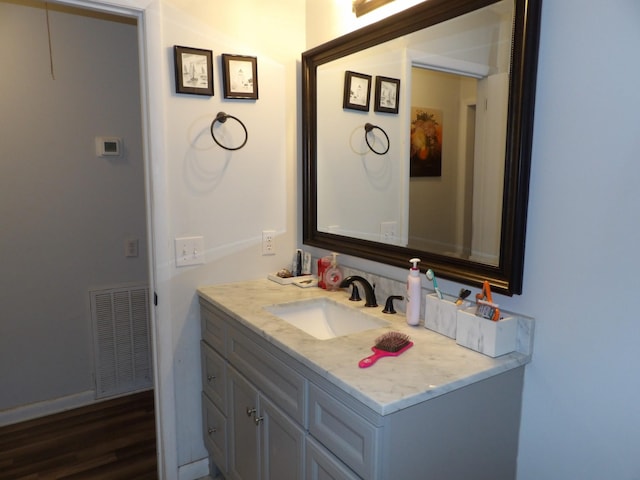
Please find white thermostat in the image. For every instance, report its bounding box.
[96,136,122,157]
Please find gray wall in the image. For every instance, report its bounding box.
[0,2,147,412]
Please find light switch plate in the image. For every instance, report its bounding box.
[125,238,139,257]
[175,236,205,267]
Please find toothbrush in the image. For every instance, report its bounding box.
[426,269,443,299]
[455,288,472,305]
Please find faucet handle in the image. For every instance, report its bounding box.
[348,285,362,302]
[382,295,404,314]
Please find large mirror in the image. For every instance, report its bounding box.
[302,0,542,295]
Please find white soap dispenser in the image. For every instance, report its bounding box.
[406,258,421,326]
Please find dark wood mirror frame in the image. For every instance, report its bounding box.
[302,0,542,295]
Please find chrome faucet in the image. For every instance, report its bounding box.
[339,276,377,307]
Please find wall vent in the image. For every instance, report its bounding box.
[90,284,153,399]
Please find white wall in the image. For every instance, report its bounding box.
[307,1,640,479]
[137,0,305,476]
[507,1,640,477]
[0,2,147,412]
[156,1,304,470]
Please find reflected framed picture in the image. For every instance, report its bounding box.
[374,76,400,114]
[410,106,443,177]
[173,45,214,96]
[343,71,371,111]
[221,54,258,99]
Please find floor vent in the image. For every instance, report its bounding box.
[90,284,153,399]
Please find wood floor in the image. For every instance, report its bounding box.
[0,390,158,480]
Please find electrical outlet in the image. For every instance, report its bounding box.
[175,236,205,267]
[262,230,276,255]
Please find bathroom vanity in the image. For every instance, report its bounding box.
[198,279,534,480]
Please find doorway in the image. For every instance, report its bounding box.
[0,0,157,468]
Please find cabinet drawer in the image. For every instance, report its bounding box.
[200,301,226,354]
[202,392,228,474]
[306,436,361,480]
[201,341,227,413]
[227,326,307,426]
[308,385,379,479]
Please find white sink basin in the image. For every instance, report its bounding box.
[264,297,389,340]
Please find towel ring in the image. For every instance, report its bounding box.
[210,112,248,151]
[364,123,390,155]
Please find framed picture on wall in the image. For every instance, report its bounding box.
[173,45,214,96]
[221,54,259,99]
[374,76,400,114]
[343,71,372,111]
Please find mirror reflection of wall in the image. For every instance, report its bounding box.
[408,65,508,266]
[409,67,478,259]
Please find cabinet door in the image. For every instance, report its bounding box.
[306,437,361,480]
[260,396,305,480]
[228,367,260,480]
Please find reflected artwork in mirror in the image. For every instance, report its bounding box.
[302,0,542,295]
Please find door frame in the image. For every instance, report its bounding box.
[54,0,175,476]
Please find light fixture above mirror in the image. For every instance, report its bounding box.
[352,0,396,17]
[302,0,542,295]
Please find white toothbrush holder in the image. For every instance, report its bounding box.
[456,307,518,357]
[424,293,467,339]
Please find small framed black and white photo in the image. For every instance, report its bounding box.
[221,54,258,99]
[343,71,372,111]
[374,76,400,114]
[173,45,214,96]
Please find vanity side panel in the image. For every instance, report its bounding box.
[381,367,524,480]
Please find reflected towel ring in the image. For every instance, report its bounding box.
[364,123,390,155]
[210,112,248,151]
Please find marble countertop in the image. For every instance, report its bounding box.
[197,278,533,416]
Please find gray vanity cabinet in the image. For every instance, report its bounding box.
[200,297,525,480]
[201,302,313,480]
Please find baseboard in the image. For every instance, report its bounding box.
[0,390,96,427]
[178,457,210,480]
